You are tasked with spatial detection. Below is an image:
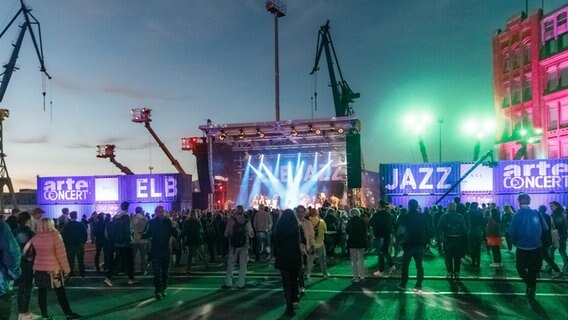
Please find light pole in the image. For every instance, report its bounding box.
[265,0,286,121]
[437,118,444,163]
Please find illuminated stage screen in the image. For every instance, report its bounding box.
[213,149,347,210]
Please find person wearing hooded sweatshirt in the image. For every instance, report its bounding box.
[509,193,545,300]
[397,199,430,292]
[306,208,330,279]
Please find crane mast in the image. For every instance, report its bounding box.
[310,20,359,117]
[132,108,187,175]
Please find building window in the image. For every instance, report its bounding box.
[512,79,521,104]
[503,52,510,72]
[523,44,531,64]
[557,12,567,30]
[560,65,568,87]
[523,75,532,101]
[562,139,568,157]
[512,48,521,69]
[544,20,555,40]
[560,102,568,128]
[549,141,559,158]
[549,104,559,130]
[547,67,558,92]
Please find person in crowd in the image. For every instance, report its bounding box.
[31,208,44,233]
[57,208,70,231]
[509,193,545,299]
[92,213,106,273]
[104,201,138,287]
[252,205,273,262]
[438,202,467,279]
[486,208,502,268]
[6,208,20,231]
[306,208,330,279]
[346,208,367,283]
[88,212,97,244]
[214,213,228,259]
[273,209,305,317]
[141,206,178,300]
[295,205,314,296]
[549,201,567,274]
[337,209,350,258]
[371,200,395,278]
[222,205,254,289]
[131,207,148,275]
[467,202,485,269]
[323,208,339,259]
[501,204,515,254]
[203,212,217,263]
[540,205,562,278]
[0,214,21,320]
[61,211,88,279]
[397,199,430,292]
[183,210,209,274]
[13,211,40,320]
[29,218,81,319]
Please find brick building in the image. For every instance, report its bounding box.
[493,5,568,160]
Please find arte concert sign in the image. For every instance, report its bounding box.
[380,163,460,195]
[38,174,182,205]
[38,176,95,204]
[494,159,568,193]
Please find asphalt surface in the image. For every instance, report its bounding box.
[7,244,568,320]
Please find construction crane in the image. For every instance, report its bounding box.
[0,0,51,211]
[310,20,360,117]
[96,144,134,175]
[131,108,187,175]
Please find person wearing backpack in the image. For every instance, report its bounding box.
[221,205,254,289]
[438,202,466,279]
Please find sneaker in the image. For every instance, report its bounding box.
[323,273,330,279]
[352,277,361,283]
[41,316,54,320]
[127,279,139,285]
[103,278,113,287]
[161,290,167,297]
[19,313,42,320]
[221,284,231,289]
[299,287,305,296]
[65,313,82,320]
[373,270,384,278]
[154,292,162,300]
[413,286,423,294]
[388,265,397,275]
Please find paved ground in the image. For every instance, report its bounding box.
[8,244,568,320]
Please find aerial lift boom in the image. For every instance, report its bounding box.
[132,108,187,175]
[96,144,134,175]
[310,20,360,117]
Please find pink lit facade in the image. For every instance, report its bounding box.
[493,5,568,160]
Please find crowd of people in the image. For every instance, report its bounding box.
[0,193,566,319]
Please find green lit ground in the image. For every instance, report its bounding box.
[11,245,568,320]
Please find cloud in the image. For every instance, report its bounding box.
[53,77,85,92]
[12,136,49,144]
[102,84,192,101]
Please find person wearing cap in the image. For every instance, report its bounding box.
[509,193,545,299]
[396,199,430,292]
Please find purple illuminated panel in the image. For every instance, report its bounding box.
[121,174,179,202]
[380,163,460,195]
[37,176,95,205]
[493,159,568,194]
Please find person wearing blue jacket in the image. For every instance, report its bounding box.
[509,193,545,300]
[0,218,22,320]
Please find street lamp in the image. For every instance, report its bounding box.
[437,118,444,162]
[462,117,496,161]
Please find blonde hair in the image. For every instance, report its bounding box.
[36,218,57,234]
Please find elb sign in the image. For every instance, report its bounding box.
[38,174,181,205]
[380,163,459,195]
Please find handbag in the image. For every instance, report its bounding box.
[551,217,560,249]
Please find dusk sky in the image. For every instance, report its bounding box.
[1,0,565,191]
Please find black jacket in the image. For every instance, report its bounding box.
[346,216,367,249]
[398,210,430,247]
[61,220,88,245]
[142,217,178,254]
[274,224,304,270]
[370,210,394,237]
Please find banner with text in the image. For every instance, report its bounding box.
[493,159,568,194]
[380,162,460,195]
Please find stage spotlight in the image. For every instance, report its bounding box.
[219,130,227,140]
[291,126,298,136]
[330,123,336,131]
[337,127,345,134]
[308,124,314,132]
[256,128,265,138]
[238,129,245,139]
[315,128,322,135]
